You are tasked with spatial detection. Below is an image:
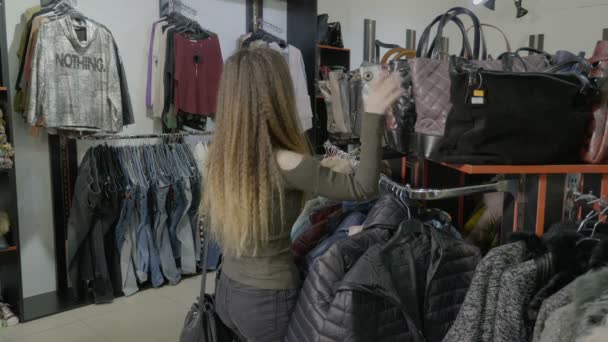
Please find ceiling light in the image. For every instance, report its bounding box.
[472,0,527,18]
[514,0,529,18]
[473,0,496,10]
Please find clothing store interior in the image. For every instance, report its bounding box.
[3,0,608,341]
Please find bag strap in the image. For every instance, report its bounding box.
[516,47,553,60]
[375,41,402,64]
[198,220,210,315]
[381,48,415,64]
[433,7,484,60]
[418,14,467,59]
[497,52,529,72]
[418,14,470,59]
[466,23,511,53]
[544,56,592,75]
[392,50,416,61]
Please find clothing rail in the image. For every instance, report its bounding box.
[77,132,214,141]
[379,175,519,200]
[257,18,283,34]
[166,0,197,19]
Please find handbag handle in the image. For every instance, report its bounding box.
[466,23,512,53]
[393,50,416,61]
[417,14,469,59]
[433,7,485,60]
[381,48,416,64]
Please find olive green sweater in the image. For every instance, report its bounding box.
[222,113,385,289]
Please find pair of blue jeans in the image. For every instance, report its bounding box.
[168,179,196,274]
[152,181,181,285]
[134,187,164,287]
[116,194,139,297]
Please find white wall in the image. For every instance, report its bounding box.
[319,0,476,69]
[319,0,608,70]
[4,0,253,298]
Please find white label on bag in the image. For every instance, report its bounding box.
[471,97,485,105]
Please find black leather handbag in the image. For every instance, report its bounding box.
[439,56,595,165]
[180,232,237,342]
[327,22,344,48]
[317,15,343,48]
[317,14,329,44]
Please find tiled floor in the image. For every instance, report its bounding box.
[0,274,215,342]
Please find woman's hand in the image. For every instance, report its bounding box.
[366,72,405,115]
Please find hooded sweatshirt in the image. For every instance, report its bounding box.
[27,16,122,132]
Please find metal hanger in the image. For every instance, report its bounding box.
[578,208,601,232]
[577,206,608,248]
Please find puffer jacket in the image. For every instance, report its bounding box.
[286,200,481,342]
[286,228,392,342]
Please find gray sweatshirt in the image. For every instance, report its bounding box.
[27,16,123,133]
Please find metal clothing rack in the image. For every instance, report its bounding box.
[257,18,283,34]
[323,140,359,165]
[162,0,197,19]
[77,131,213,141]
[379,175,518,201]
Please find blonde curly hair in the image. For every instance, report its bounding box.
[203,48,310,256]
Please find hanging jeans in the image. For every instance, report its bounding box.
[153,181,181,284]
[134,187,165,287]
[168,184,185,261]
[176,178,196,274]
[135,187,150,283]
[117,194,139,296]
[188,177,202,264]
[67,150,105,299]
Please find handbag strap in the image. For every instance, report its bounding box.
[433,7,485,60]
[198,220,210,315]
[467,23,511,53]
[418,14,469,59]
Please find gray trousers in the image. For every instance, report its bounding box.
[215,273,298,342]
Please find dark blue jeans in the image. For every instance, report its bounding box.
[152,182,181,285]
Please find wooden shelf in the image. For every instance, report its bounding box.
[0,87,7,91]
[318,44,351,52]
[441,163,608,175]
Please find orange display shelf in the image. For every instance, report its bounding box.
[441,163,608,175]
[0,246,17,254]
[318,44,351,52]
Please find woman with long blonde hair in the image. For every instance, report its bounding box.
[203,48,403,341]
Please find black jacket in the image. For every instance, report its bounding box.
[287,196,480,342]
